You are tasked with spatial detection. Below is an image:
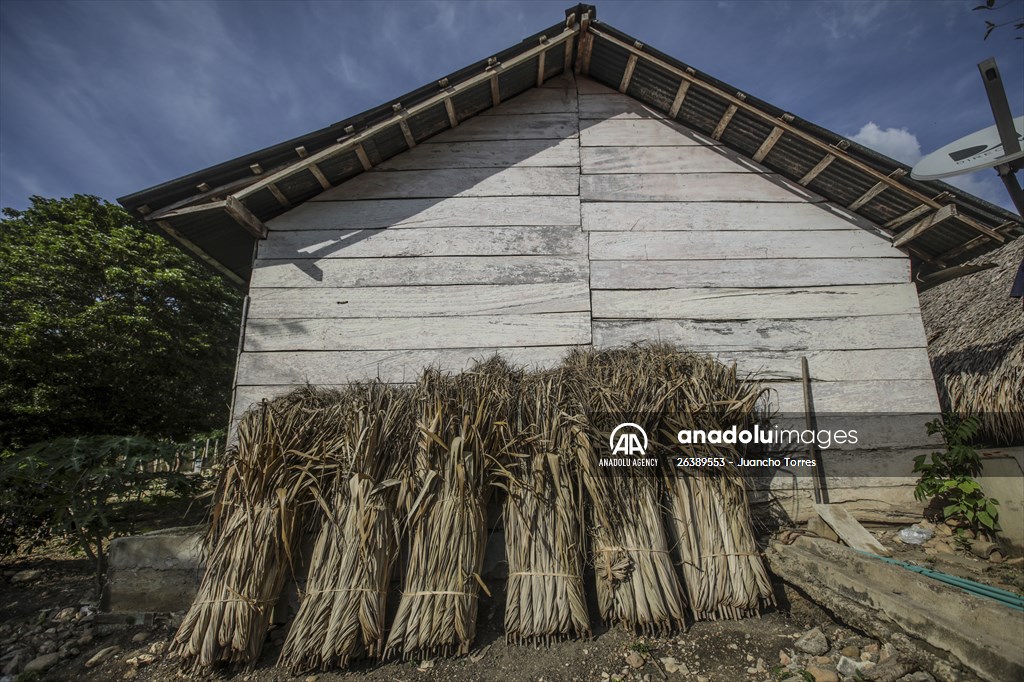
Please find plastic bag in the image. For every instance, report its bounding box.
[898,524,934,545]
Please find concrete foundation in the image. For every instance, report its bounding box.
[101,527,204,613]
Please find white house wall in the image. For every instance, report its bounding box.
[234,73,940,434]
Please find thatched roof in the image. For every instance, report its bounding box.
[919,238,1024,445]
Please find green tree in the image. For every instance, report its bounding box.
[0,435,202,596]
[0,195,242,449]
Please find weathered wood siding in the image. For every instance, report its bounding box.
[576,83,938,423]
[233,75,939,431]
[236,79,588,418]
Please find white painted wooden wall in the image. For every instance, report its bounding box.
[233,74,940,433]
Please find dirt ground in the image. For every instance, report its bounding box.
[2,514,1021,682]
[4,534,1020,682]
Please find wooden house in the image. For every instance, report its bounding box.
[119,4,1022,520]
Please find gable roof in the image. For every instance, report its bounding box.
[117,3,1022,288]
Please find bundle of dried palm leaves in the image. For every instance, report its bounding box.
[384,360,517,659]
[501,372,591,644]
[565,347,688,635]
[171,388,348,669]
[660,353,775,620]
[280,383,413,671]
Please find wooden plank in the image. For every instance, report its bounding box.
[591,258,910,289]
[581,201,881,232]
[267,184,291,208]
[581,146,756,174]
[246,282,591,319]
[235,346,576,388]
[258,226,587,259]
[578,94,667,120]
[619,54,638,92]
[815,504,891,556]
[668,81,691,118]
[883,204,930,231]
[313,167,579,201]
[592,314,927,352]
[711,103,738,140]
[592,284,921,319]
[481,86,577,115]
[259,321,579,364]
[589,230,900,260]
[428,113,578,142]
[581,173,822,203]
[892,204,957,248]
[286,196,581,228]
[244,313,592,352]
[354,144,373,171]
[225,196,268,239]
[375,139,579,170]
[752,127,785,163]
[250,255,588,288]
[799,154,835,185]
[712,348,935,382]
[489,73,501,107]
[764,379,940,414]
[847,180,887,211]
[444,96,459,128]
[309,163,332,190]
[580,118,716,146]
[398,119,416,148]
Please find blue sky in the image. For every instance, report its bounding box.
[1,0,1022,212]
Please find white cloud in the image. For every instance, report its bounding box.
[850,122,923,165]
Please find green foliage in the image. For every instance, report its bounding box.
[0,435,202,593]
[914,414,1000,536]
[628,639,650,655]
[0,195,242,448]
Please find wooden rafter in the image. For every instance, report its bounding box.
[798,155,835,186]
[397,119,416,149]
[309,164,331,190]
[935,221,1017,263]
[575,11,592,75]
[752,126,784,163]
[490,73,501,107]
[668,79,691,118]
[619,45,640,93]
[892,205,957,248]
[536,36,547,86]
[884,204,931,231]
[848,169,906,211]
[267,184,291,209]
[587,26,1006,245]
[354,144,373,171]
[711,103,738,141]
[224,196,268,239]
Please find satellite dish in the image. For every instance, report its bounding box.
[911,116,1024,180]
